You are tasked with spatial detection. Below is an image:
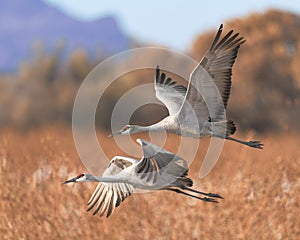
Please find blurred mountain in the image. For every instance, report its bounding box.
[0,0,131,71]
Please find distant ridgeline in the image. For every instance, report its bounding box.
[0,0,131,72]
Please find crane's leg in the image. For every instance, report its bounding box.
[226,136,263,149]
[182,187,224,199]
[162,188,219,203]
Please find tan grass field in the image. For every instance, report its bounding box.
[0,126,299,239]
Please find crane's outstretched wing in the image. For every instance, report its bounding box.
[135,139,189,186]
[86,182,134,218]
[154,66,187,115]
[86,157,135,218]
[200,24,245,111]
[179,24,245,123]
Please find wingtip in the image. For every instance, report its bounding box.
[210,24,224,51]
[156,65,160,82]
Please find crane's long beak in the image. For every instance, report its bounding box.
[62,177,77,185]
[108,130,122,138]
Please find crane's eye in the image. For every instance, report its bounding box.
[122,125,129,131]
[77,173,84,178]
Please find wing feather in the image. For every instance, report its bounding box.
[201,25,245,111]
[178,24,245,124]
[87,182,134,218]
[155,66,187,115]
[87,157,135,218]
[135,139,189,186]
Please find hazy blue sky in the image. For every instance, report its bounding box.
[43,0,300,50]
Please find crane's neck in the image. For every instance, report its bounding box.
[86,174,128,184]
[129,116,176,135]
[137,125,162,133]
[134,120,170,133]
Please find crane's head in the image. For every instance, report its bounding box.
[108,125,138,137]
[62,173,89,184]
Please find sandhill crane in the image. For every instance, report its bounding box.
[109,24,263,149]
[63,139,223,218]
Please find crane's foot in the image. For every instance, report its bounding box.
[206,193,224,199]
[201,197,219,203]
[249,140,263,149]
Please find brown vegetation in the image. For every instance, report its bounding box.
[0,127,299,239]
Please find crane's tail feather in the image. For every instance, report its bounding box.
[173,177,193,188]
[226,120,236,136]
[212,119,236,137]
